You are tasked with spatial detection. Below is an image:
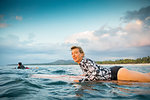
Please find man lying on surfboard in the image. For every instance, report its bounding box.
[71,46,150,83]
[18,62,29,69]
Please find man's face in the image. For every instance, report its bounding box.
[71,48,83,64]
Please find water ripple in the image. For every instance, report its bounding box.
[0,65,150,100]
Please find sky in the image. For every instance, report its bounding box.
[0,0,150,65]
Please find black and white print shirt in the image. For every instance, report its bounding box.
[79,58,111,82]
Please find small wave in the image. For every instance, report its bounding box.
[0,86,37,98]
[0,79,22,87]
[45,81,68,85]
[52,70,66,74]
[23,79,44,89]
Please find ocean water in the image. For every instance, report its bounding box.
[0,64,150,100]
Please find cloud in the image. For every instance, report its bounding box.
[65,31,97,44]
[65,18,150,55]
[65,5,150,52]
[0,15,4,20]
[0,15,9,28]
[1,6,150,65]
[0,34,72,65]
[121,6,150,25]
[0,23,8,28]
[64,23,150,61]
[16,16,23,21]
[65,19,150,51]
[145,16,150,21]
[0,15,8,28]
[64,6,150,61]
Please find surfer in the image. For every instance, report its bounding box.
[71,46,150,82]
[18,62,26,69]
[18,62,29,69]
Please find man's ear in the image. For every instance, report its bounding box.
[81,53,84,57]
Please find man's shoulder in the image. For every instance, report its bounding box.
[81,58,94,64]
[21,65,25,68]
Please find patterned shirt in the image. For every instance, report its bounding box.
[79,58,111,82]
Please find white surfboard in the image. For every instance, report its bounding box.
[31,74,83,82]
[31,74,150,85]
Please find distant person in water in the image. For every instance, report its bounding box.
[18,62,25,69]
[71,46,150,82]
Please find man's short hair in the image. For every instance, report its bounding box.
[18,62,22,66]
[71,46,85,57]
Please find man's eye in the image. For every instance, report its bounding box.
[75,52,78,53]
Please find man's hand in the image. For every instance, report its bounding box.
[80,74,85,76]
[74,80,79,82]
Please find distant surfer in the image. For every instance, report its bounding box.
[71,46,150,82]
[18,62,29,69]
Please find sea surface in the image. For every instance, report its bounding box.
[0,64,150,100]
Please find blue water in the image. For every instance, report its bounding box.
[0,64,150,100]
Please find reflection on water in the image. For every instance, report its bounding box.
[115,81,150,96]
[73,80,150,99]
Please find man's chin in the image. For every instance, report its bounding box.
[73,60,78,63]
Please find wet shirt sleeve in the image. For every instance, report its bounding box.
[79,58,111,82]
[21,65,25,69]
